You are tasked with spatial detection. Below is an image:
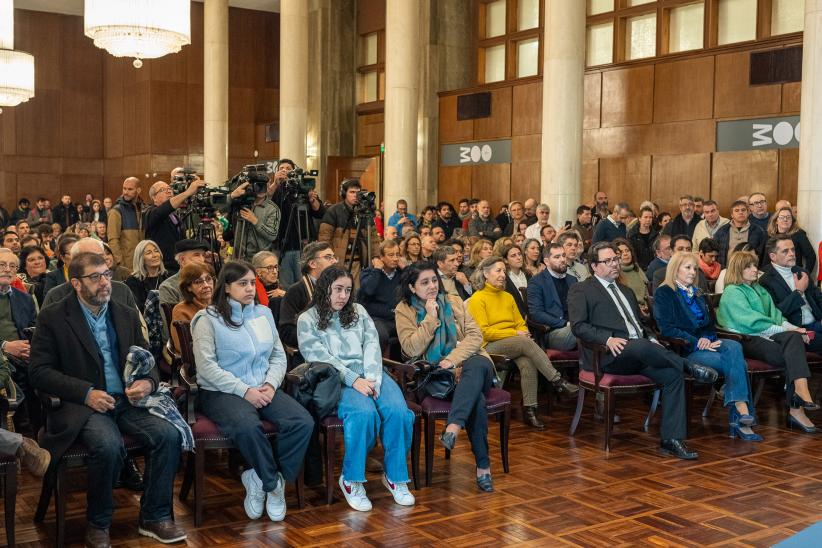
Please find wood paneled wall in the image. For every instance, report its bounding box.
[0,5,279,210]
[438,37,803,215]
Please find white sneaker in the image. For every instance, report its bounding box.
[339,475,372,512]
[266,473,287,521]
[381,474,415,506]
[241,469,265,519]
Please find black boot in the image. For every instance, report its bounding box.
[116,457,144,491]
[551,375,579,400]
[522,406,545,430]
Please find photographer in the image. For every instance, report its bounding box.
[317,179,380,282]
[268,159,325,288]
[227,177,281,260]
[145,177,207,272]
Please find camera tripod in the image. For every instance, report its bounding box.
[280,196,312,254]
[344,209,374,272]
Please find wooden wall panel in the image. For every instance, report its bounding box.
[15,10,62,91]
[356,113,384,156]
[512,82,542,136]
[439,95,474,144]
[438,166,473,209]
[653,57,714,123]
[104,58,125,159]
[598,156,651,207]
[151,82,190,156]
[584,119,714,158]
[782,82,801,113]
[15,89,61,157]
[711,150,779,213]
[229,88,256,158]
[778,148,799,204]
[584,73,602,130]
[650,153,712,214]
[62,174,103,202]
[472,164,511,212]
[122,82,152,156]
[601,66,654,128]
[187,84,205,156]
[581,158,599,205]
[714,51,781,119]
[357,0,386,35]
[511,133,541,201]
[474,87,512,139]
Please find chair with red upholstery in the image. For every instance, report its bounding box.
[173,320,304,526]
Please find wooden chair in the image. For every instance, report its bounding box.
[160,302,181,386]
[173,320,304,526]
[570,339,662,452]
[0,394,17,548]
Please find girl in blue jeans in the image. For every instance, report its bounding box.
[297,265,415,511]
[653,251,762,441]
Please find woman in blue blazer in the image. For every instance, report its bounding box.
[653,252,761,441]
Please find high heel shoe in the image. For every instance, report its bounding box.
[786,414,818,434]
[729,423,763,441]
[790,393,820,411]
[729,406,755,427]
[439,431,456,451]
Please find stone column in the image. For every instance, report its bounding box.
[797,0,822,275]
[203,0,229,185]
[539,0,586,225]
[384,0,421,214]
[280,0,309,168]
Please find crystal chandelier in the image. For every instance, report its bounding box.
[84,0,191,68]
[0,0,35,112]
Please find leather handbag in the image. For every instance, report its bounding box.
[413,360,456,401]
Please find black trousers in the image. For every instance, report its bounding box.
[739,331,810,404]
[447,355,495,469]
[603,338,687,440]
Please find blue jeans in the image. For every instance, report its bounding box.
[687,339,752,407]
[337,373,414,484]
[79,396,181,529]
[278,249,301,289]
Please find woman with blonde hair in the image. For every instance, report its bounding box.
[613,238,648,311]
[766,206,816,272]
[654,252,760,440]
[717,250,818,433]
[464,238,493,279]
[491,237,513,258]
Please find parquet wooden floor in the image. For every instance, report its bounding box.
[6,379,822,547]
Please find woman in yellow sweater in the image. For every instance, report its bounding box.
[467,256,578,430]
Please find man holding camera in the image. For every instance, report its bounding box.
[268,159,325,288]
[145,175,208,273]
[227,176,281,260]
[318,179,380,283]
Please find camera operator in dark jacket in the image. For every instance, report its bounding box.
[268,159,325,288]
[144,174,208,273]
[226,172,281,260]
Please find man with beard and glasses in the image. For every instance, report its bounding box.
[527,243,578,350]
[29,252,187,547]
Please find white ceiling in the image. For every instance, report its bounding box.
[14,0,280,16]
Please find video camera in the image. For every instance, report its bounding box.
[226,164,271,208]
[170,167,198,194]
[282,167,318,202]
[354,189,377,214]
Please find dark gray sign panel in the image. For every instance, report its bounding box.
[716,116,800,151]
[441,139,512,166]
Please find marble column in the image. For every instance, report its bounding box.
[203,0,229,185]
[384,0,421,214]
[539,0,586,225]
[797,0,822,274]
[280,0,309,168]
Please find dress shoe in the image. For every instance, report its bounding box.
[138,519,187,544]
[786,414,818,434]
[439,431,456,451]
[659,439,698,460]
[16,436,51,477]
[684,362,718,384]
[551,376,579,399]
[790,393,821,411]
[729,406,755,427]
[476,473,494,492]
[522,406,545,430]
[85,526,111,548]
[729,424,763,441]
[116,457,144,491]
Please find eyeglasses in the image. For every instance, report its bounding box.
[191,276,215,287]
[257,265,279,271]
[594,257,619,266]
[76,270,114,283]
[0,261,20,270]
[776,215,793,221]
[749,199,767,207]
[315,254,337,262]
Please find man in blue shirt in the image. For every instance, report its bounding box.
[386,199,417,233]
[29,252,187,547]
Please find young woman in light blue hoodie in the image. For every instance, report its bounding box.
[297,265,415,512]
[191,261,313,522]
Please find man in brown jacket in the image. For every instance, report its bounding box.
[107,177,144,270]
[317,179,380,282]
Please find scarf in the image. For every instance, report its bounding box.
[699,258,721,280]
[411,294,458,364]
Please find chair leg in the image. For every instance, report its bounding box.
[325,428,336,505]
[295,468,305,509]
[703,386,716,418]
[644,389,660,430]
[753,377,766,406]
[194,445,205,527]
[55,466,67,548]
[411,415,421,490]
[604,390,615,452]
[179,452,194,502]
[444,448,451,460]
[424,415,435,487]
[4,463,16,548]
[34,473,52,523]
[500,406,510,474]
[569,388,586,435]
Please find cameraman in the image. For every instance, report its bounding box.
[317,178,380,282]
[268,159,325,288]
[144,177,207,272]
[227,178,281,259]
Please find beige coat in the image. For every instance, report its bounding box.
[395,294,490,366]
[107,205,144,270]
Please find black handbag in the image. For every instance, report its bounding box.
[413,360,456,401]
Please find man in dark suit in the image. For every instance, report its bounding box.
[29,252,186,547]
[435,245,472,301]
[568,242,717,460]
[760,235,822,351]
[527,242,577,350]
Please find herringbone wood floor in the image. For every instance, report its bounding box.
[6,379,822,547]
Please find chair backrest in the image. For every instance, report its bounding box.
[382,358,419,396]
[161,302,175,334]
[172,320,195,376]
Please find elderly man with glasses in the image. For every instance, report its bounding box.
[145,176,207,273]
[747,192,771,232]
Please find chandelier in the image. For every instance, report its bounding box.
[0,0,35,112]
[84,0,191,68]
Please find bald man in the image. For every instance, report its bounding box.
[145,178,206,272]
[107,177,144,270]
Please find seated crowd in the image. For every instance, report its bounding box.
[3,180,822,546]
